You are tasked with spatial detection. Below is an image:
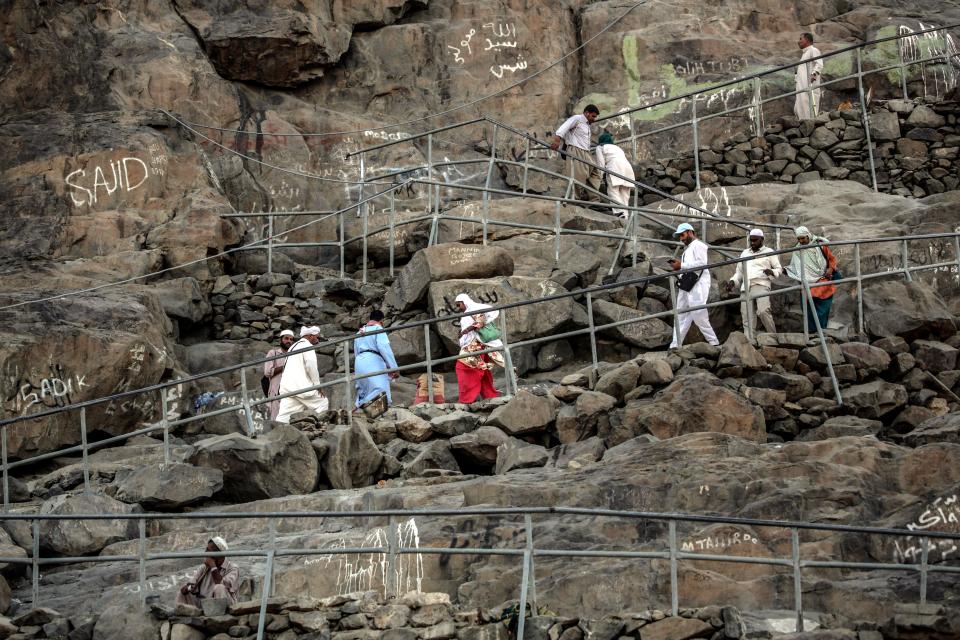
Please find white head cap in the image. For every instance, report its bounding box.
[749,228,764,238]
[279,329,295,338]
[300,326,321,337]
[209,536,228,552]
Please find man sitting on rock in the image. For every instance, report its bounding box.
[177,537,239,607]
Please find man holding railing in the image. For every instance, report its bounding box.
[550,105,602,202]
[724,229,783,341]
[795,32,823,120]
[276,326,329,424]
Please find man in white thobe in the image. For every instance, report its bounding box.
[550,105,602,202]
[795,32,823,120]
[724,229,783,341]
[668,223,719,348]
[595,131,635,219]
[276,326,329,424]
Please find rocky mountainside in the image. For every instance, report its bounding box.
[4,0,960,637]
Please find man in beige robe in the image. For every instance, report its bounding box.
[177,537,240,606]
[795,32,823,120]
[264,329,295,421]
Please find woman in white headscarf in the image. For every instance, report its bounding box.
[785,225,838,332]
[452,293,502,403]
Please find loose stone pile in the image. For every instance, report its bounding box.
[635,100,960,198]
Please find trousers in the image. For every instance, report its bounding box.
[741,284,776,340]
[607,184,632,218]
[276,392,329,424]
[565,146,601,201]
[670,290,719,348]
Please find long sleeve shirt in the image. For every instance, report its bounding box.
[187,559,240,601]
[555,114,592,151]
[730,246,783,290]
[796,45,823,90]
[678,238,712,304]
[354,325,399,372]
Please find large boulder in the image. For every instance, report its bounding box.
[449,426,510,468]
[843,380,909,419]
[912,340,959,374]
[427,277,578,351]
[147,276,211,324]
[93,602,161,640]
[485,390,560,436]
[555,391,617,444]
[838,342,891,377]
[401,440,461,478]
[495,438,549,474]
[322,422,384,489]
[746,371,815,402]
[717,332,767,371]
[591,299,673,349]
[113,462,223,509]
[594,361,641,402]
[385,243,515,311]
[188,424,318,501]
[900,413,960,447]
[616,373,765,445]
[861,281,956,340]
[39,493,139,556]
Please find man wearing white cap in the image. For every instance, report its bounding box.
[177,537,240,606]
[668,223,719,348]
[724,229,783,341]
[276,326,328,423]
[263,329,296,421]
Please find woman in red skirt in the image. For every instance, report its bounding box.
[455,339,500,403]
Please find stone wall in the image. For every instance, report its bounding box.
[634,99,960,200]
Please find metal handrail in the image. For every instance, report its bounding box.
[594,20,960,124]
[4,230,959,511]
[2,506,959,640]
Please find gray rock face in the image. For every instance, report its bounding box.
[862,281,956,340]
[322,423,384,490]
[385,243,515,311]
[594,361,641,402]
[901,412,960,447]
[402,440,461,479]
[430,410,482,438]
[39,493,139,556]
[495,438,549,474]
[113,462,223,509]
[555,391,616,444]
[912,340,959,373]
[93,603,160,640]
[449,426,509,468]
[188,424,318,500]
[718,332,767,371]
[148,277,211,323]
[838,342,891,376]
[843,381,909,419]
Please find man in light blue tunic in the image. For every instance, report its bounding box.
[354,310,399,408]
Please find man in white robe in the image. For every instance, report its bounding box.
[276,326,328,423]
[594,131,635,219]
[668,223,719,348]
[795,32,823,120]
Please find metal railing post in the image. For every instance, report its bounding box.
[387,515,399,597]
[1,426,8,512]
[741,260,756,341]
[800,258,810,343]
[268,518,277,596]
[267,214,273,275]
[361,187,369,284]
[138,518,147,609]
[358,153,366,218]
[554,198,562,265]
[669,277,680,348]
[669,519,679,616]
[389,188,397,277]
[517,547,532,640]
[239,368,257,438]
[752,77,763,138]
[856,48,880,192]
[628,115,638,163]
[499,310,517,398]
[902,239,913,282]
[920,536,929,605]
[482,125,499,246]
[801,276,843,404]
[775,228,782,250]
[586,293,599,379]
[522,137,530,193]
[80,407,90,493]
[424,325,434,404]
[524,514,538,613]
[344,340,354,416]
[32,519,40,606]
[339,208,346,278]
[158,389,170,464]
[898,36,910,99]
[631,203,638,267]
[256,550,275,640]
[792,528,803,632]
[855,243,865,335]
[692,98,701,190]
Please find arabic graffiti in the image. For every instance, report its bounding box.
[447,21,528,79]
[439,291,499,318]
[892,493,960,563]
